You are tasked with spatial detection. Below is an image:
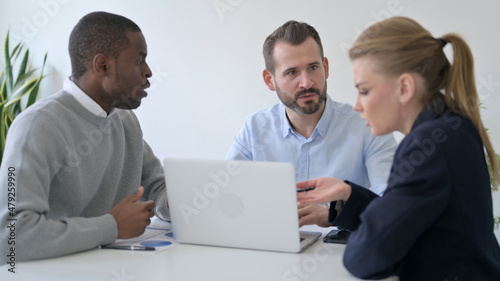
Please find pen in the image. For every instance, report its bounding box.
[296,186,316,193]
[100,245,156,251]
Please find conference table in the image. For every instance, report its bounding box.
[1,219,399,281]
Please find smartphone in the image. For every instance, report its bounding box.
[323,229,350,244]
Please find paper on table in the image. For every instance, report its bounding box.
[103,225,178,253]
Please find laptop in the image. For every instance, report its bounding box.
[163,158,321,253]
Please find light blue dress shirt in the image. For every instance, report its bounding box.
[225,95,397,195]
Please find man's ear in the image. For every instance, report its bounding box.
[263,69,276,91]
[323,57,330,79]
[92,53,110,76]
[399,73,416,105]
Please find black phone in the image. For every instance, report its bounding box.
[323,229,350,244]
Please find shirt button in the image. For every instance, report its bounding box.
[301,173,306,178]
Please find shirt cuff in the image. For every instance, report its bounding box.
[154,189,171,222]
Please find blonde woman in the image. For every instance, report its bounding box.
[297,17,500,280]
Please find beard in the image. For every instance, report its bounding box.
[275,82,327,115]
[109,70,144,110]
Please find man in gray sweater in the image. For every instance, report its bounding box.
[0,12,169,263]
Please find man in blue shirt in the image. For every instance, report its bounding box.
[225,20,397,227]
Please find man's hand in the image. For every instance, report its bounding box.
[110,186,155,239]
[298,203,331,227]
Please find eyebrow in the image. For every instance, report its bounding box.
[281,62,321,75]
[281,67,297,75]
[355,81,367,88]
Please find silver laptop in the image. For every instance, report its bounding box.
[163,158,321,253]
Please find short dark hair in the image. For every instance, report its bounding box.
[263,20,324,74]
[68,11,141,78]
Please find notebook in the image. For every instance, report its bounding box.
[163,158,321,253]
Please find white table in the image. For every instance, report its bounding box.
[0,220,399,281]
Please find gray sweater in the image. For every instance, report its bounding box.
[0,90,169,263]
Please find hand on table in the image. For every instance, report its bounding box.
[110,186,155,239]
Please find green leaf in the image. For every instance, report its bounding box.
[12,103,22,118]
[4,78,37,109]
[3,31,13,96]
[15,49,29,87]
[13,68,37,90]
[0,111,8,158]
[10,42,22,62]
[0,76,6,104]
[26,52,47,108]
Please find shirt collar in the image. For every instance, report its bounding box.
[281,105,292,137]
[63,77,114,117]
[280,95,333,138]
[315,95,334,137]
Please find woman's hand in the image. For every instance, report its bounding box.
[297,177,352,205]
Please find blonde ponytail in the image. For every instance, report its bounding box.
[349,17,499,187]
[441,34,500,187]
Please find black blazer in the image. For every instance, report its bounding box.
[330,102,500,281]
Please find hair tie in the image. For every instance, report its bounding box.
[437,38,448,48]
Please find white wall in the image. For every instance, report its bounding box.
[0,0,499,161]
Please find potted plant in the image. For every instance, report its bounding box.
[488,153,500,230]
[0,30,47,164]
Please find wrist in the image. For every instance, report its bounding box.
[341,181,352,201]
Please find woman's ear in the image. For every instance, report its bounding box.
[398,73,416,106]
